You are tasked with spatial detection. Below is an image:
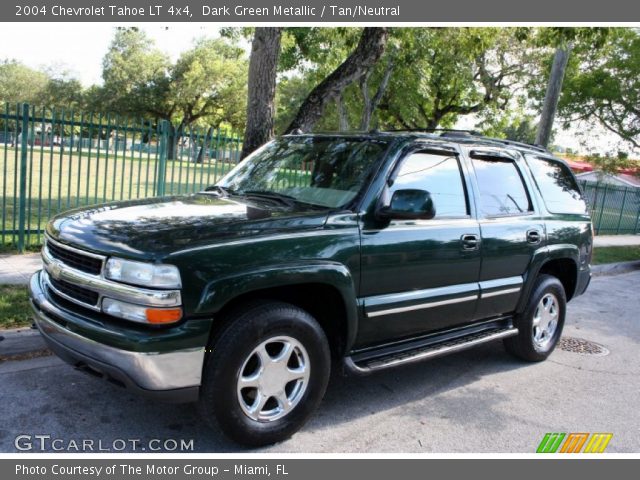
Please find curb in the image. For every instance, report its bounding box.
[0,326,49,360]
[591,260,640,277]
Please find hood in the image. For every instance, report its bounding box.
[46,194,330,260]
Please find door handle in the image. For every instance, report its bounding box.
[527,229,542,244]
[461,234,479,250]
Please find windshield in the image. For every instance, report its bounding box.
[214,137,389,208]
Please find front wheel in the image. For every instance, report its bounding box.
[504,274,566,362]
[198,301,331,447]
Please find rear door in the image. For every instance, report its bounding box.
[357,144,481,347]
[465,148,545,319]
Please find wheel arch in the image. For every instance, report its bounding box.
[517,245,579,313]
[196,262,359,358]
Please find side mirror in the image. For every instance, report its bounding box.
[378,189,436,220]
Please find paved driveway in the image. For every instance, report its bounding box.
[1,271,638,453]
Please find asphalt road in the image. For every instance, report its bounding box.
[1,271,639,453]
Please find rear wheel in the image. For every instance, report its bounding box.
[198,301,331,447]
[504,274,566,362]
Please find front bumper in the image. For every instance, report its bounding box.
[29,271,203,403]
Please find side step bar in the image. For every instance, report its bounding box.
[344,327,518,374]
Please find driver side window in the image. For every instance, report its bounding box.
[391,151,469,218]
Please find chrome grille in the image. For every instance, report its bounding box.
[48,276,99,306]
[45,237,103,275]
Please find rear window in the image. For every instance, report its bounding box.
[525,156,587,214]
[471,158,532,217]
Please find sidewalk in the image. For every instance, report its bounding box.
[593,234,640,247]
[0,235,638,284]
[0,253,41,284]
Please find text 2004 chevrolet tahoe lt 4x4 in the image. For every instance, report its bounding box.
[29,131,592,446]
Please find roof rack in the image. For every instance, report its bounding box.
[381,128,550,154]
[382,128,481,136]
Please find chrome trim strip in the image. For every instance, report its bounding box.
[42,271,101,312]
[367,294,478,318]
[30,272,203,390]
[42,247,181,307]
[481,287,522,299]
[44,234,107,262]
[479,276,523,290]
[346,329,518,373]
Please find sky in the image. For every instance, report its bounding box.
[0,23,634,156]
[0,23,223,85]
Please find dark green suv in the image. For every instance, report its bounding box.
[28,131,592,446]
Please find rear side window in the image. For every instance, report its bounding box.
[471,158,532,217]
[391,151,468,217]
[525,156,588,214]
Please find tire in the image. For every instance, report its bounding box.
[198,301,331,447]
[504,274,566,362]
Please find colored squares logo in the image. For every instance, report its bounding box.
[537,433,612,453]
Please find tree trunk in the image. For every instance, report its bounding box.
[285,28,389,134]
[337,90,349,131]
[241,27,282,159]
[166,121,184,161]
[359,54,395,131]
[536,45,572,148]
[196,126,213,164]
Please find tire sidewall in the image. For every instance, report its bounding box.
[522,275,566,358]
[201,303,330,446]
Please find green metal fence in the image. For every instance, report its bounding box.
[0,103,242,251]
[578,180,640,235]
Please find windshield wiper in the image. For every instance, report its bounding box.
[203,185,235,197]
[240,190,298,207]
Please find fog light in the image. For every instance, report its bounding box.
[102,298,182,324]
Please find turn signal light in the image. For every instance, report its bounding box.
[145,308,183,324]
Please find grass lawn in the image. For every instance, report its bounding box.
[592,245,640,265]
[0,285,32,329]
[0,145,236,248]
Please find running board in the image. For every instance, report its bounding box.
[344,327,518,374]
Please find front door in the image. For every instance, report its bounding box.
[356,147,481,348]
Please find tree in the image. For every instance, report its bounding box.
[530,27,611,147]
[241,27,282,159]
[0,60,49,105]
[285,27,389,133]
[101,29,248,158]
[559,28,640,149]
[101,28,170,117]
[376,28,533,131]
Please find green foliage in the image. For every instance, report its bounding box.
[559,28,640,149]
[376,28,534,131]
[480,114,540,145]
[100,29,248,129]
[0,61,49,105]
[101,28,170,118]
[584,151,634,175]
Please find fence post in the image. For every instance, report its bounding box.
[595,183,608,235]
[155,120,169,197]
[17,103,29,253]
[615,187,628,235]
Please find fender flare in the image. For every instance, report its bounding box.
[195,261,360,351]
[516,244,579,314]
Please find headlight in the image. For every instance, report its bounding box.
[104,258,181,288]
[102,298,182,324]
